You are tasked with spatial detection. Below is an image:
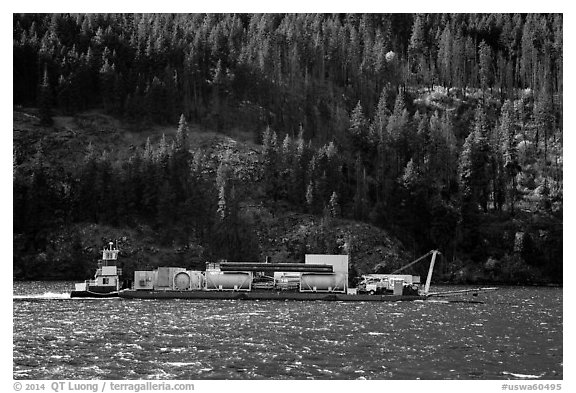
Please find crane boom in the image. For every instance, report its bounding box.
[391,250,435,274]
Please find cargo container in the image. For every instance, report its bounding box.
[134,271,155,290]
[205,271,252,291]
[154,267,186,290]
[299,272,347,293]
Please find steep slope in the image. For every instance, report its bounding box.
[13,108,418,282]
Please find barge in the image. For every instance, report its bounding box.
[72,246,496,301]
[118,252,443,302]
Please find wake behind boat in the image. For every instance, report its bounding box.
[13,292,72,300]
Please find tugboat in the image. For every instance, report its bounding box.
[71,242,122,298]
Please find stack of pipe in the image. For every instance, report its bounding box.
[219,262,333,273]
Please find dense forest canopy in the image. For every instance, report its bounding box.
[13,13,562,283]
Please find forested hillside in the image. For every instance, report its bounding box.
[13,14,562,283]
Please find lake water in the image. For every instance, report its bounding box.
[13,281,562,380]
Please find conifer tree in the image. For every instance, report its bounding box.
[500,100,520,214]
[450,30,465,91]
[38,66,53,126]
[386,92,410,177]
[156,133,170,172]
[401,158,420,189]
[410,15,432,87]
[459,105,492,213]
[329,191,340,218]
[210,59,227,131]
[348,101,370,155]
[56,74,73,115]
[99,58,116,113]
[463,36,476,92]
[413,111,428,171]
[25,142,62,250]
[305,181,314,213]
[373,87,392,205]
[437,25,452,88]
[175,114,190,153]
[290,127,308,207]
[479,40,494,94]
[262,127,280,202]
[520,16,536,88]
[280,134,294,200]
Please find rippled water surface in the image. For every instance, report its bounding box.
[13,282,562,380]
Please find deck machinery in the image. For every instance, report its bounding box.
[129,254,425,296]
[133,255,350,293]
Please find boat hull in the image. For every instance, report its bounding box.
[118,289,426,302]
[70,290,119,298]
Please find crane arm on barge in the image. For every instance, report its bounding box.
[390,249,440,296]
[391,250,438,275]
